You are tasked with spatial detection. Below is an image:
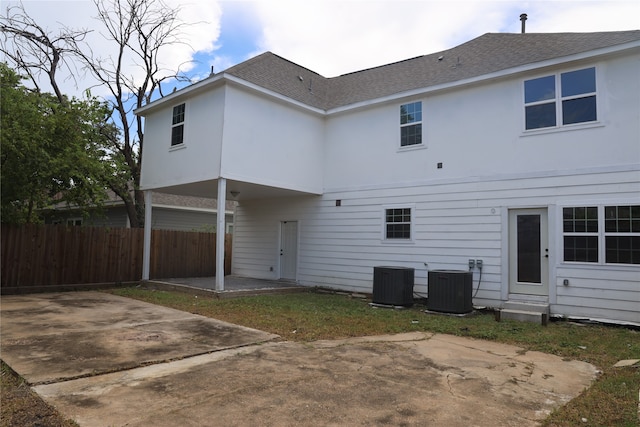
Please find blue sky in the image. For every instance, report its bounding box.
[4,0,640,98]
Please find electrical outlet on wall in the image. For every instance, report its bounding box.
[476,259,483,269]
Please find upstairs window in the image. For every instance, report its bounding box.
[171,103,185,146]
[400,102,422,147]
[524,67,596,130]
[385,207,412,240]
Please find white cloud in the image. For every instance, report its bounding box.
[249,0,640,76]
[2,0,222,96]
[525,1,640,33]
[165,0,222,71]
[3,0,638,96]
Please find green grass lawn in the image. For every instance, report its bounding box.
[109,287,640,427]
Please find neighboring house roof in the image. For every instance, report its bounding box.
[136,30,640,115]
[151,192,236,213]
[48,191,235,213]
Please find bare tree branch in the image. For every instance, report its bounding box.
[0,3,90,103]
[1,0,199,227]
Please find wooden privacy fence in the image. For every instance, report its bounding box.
[1,224,232,290]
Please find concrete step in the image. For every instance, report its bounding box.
[503,301,550,314]
[500,309,548,326]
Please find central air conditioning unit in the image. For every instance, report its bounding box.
[372,266,415,307]
[427,270,473,314]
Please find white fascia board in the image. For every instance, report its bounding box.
[224,74,326,116]
[152,203,234,215]
[327,40,640,115]
[152,203,215,213]
[135,39,639,118]
[134,74,226,116]
[135,73,325,117]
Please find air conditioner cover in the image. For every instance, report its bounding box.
[427,270,473,314]
[372,266,414,306]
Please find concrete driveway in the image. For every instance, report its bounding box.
[1,292,597,426]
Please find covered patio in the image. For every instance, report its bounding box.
[141,178,321,292]
[143,275,308,298]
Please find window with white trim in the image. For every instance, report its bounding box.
[171,103,185,146]
[400,102,422,147]
[524,67,597,130]
[563,207,598,263]
[385,207,412,240]
[562,205,639,264]
[604,205,640,264]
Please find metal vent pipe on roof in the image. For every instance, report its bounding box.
[520,13,528,33]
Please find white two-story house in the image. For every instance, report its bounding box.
[136,30,640,325]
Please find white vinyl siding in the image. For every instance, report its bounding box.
[233,167,639,324]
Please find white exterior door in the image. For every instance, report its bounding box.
[508,209,549,296]
[280,221,298,281]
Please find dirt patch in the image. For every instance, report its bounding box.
[0,362,77,427]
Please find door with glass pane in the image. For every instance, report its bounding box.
[509,209,549,296]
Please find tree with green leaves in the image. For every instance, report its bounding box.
[1,63,116,224]
[1,0,194,227]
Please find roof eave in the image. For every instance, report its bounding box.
[134,73,226,116]
[327,38,640,115]
[224,74,326,115]
[134,72,326,117]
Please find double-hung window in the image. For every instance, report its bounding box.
[384,207,412,240]
[171,103,185,146]
[604,205,640,264]
[562,205,640,264]
[524,67,597,130]
[400,102,422,147]
[563,207,599,263]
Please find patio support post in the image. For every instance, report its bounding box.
[142,190,152,281]
[215,178,226,291]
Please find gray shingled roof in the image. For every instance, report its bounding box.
[224,31,640,111]
[225,52,330,109]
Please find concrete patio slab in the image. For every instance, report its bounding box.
[0,292,278,384]
[1,292,598,426]
[144,275,309,298]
